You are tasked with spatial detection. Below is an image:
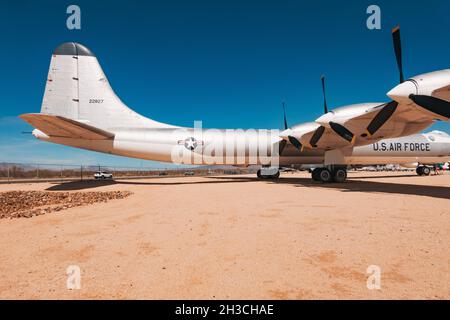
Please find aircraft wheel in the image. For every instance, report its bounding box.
[257,169,263,179]
[311,168,322,181]
[422,166,431,176]
[319,168,333,183]
[257,169,280,179]
[332,168,347,183]
[416,166,423,176]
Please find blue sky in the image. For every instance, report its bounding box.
[0,0,448,167]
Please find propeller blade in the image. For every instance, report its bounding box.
[364,100,399,137]
[392,26,404,83]
[329,122,355,143]
[278,139,288,154]
[321,75,328,114]
[309,125,325,147]
[409,95,450,118]
[288,136,303,150]
[282,102,288,130]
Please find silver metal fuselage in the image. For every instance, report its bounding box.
[34,128,450,167]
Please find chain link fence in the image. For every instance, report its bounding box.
[0,162,255,183]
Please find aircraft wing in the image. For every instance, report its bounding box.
[338,101,436,143]
[19,113,114,140]
[281,101,436,151]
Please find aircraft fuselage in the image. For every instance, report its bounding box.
[33,128,450,167]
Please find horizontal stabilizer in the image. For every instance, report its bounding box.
[19,113,114,140]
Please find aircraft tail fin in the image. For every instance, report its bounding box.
[40,42,175,131]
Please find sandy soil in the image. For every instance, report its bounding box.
[0,171,449,299]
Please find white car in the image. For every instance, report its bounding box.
[94,171,113,180]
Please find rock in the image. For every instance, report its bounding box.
[0,190,133,219]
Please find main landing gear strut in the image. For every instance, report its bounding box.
[311,166,347,183]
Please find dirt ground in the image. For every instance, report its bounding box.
[0,171,449,299]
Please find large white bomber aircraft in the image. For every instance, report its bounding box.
[20,27,450,182]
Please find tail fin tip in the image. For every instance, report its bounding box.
[53,42,94,57]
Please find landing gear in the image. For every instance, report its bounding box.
[319,168,333,183]
[311,168,322,181]
[416,166,422,175]
[257,168,280,179]
[311,166,347,183]
[416,165,431,176]
[332,167,347,183]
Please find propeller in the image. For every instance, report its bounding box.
[329,122,355,143]
[288,136,303,150]
[279,102,304,153]
[409,94,450,118]
[309,125,325,147]
[309,76,328,147]
[362,100,399,138]
[389,26,449,119]
[392,26,404,84]
[278,139,288,155]
[278,101,288,154]
[321,75,328,114]
[311,75,355,146]
[362,26,405,138]
[282,102,288,130]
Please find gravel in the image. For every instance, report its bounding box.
[0,191,132,219]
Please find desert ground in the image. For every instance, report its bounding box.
[0,171,449,299]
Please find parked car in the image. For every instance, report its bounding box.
[184,171,195,176]
[94,171,113,180]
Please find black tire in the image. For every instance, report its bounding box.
[319,168,333,183]
[416,166,423,176]
[257,170,263,179]
[311,168,322,181]
[422,166,431,176]
[271,171,280,179]
[332,168,347,183]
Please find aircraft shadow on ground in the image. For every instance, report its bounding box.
[45,177,249,191]
[347,174,418,179]
[46,180,118,191]
[212,176,450,200]
[45,176,450,200]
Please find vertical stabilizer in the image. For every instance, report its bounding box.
[41,42,175,130]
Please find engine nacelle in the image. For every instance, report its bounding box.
[400,162,419,168]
